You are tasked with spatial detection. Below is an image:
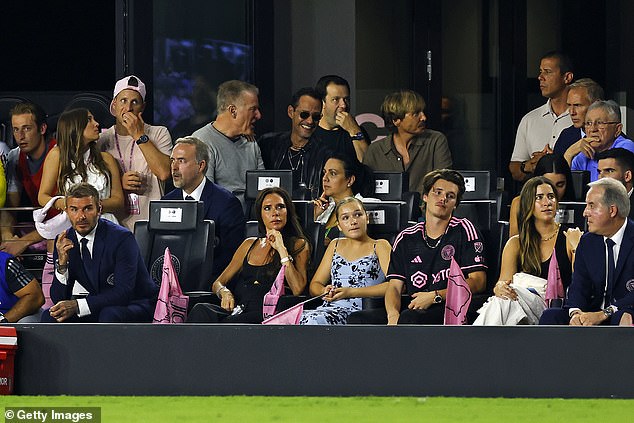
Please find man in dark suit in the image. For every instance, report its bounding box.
[42,183,158,322]
[540,178,634,325]
[163,137,245,281]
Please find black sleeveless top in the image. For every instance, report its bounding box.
[232,239,284,311]
[539,226,572,290]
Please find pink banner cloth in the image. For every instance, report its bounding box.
[444,257,472,325]
[153,247,189,324]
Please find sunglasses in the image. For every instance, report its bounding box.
[298,111,322,121]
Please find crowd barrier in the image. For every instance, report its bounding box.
[12,323,634,398]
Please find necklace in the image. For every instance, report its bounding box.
[541,223,560,242]
[286,147,304,172]
[423,224,447,249]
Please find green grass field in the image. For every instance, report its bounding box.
[1,396,634,422]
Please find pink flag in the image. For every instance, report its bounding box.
[444,257,472,325]
[153,247,189,324]
[545,249,564,306]
[262,265,286,319]
[262,295,324,325]
[262,301,304,325]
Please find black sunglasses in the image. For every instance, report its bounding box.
[299,111,322,121]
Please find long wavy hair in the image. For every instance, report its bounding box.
[518,176,558,276]
[255,187,310,261]
[56,108,111,194]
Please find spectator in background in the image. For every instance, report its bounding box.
[162,137,245,282]
[509,154,575,237]
[258,87,329,199]
[313,75,368,162]
[39,108,124,224]
[596,147,634,220]
[1,102,57,257]
[192,80,264,209]
[99,75,173,232]
[313,152,375,248]
[558,78,604,161]
[363,89,452,195]
[509,51,574,181]
[570,100,634,181]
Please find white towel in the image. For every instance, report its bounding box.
[33,195,71,240]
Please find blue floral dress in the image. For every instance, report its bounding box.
[300,240,385,325]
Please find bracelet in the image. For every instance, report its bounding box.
[280,256,293,264]
[215,284,230,299]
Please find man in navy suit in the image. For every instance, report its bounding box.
[540,178,634,325]
[42,183,158,322]
[163,137,245,282]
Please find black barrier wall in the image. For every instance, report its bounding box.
[13,324,634,398]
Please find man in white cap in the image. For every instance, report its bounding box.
[98,75,173,231]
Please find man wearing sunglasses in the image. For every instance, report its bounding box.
[570,100,634,181]
[258,87,330,199]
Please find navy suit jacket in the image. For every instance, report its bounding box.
[553,125,582,157]
[51,218,158,315]
[568,219,634,311]
[163,178,246,281]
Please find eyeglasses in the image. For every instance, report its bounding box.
[298,111,322,121]
[584,121,619,128]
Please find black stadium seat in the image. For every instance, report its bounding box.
[134,200,216,294]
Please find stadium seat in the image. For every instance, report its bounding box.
[134,200,216,296]
[570,170,590,201]
[244,169,293,218]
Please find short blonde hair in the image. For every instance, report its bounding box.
[381,90,426,133]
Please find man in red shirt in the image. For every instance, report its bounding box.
[1,102,57,256]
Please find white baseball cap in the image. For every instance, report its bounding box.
[110,75,146,115]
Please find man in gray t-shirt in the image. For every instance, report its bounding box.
[192,80,264,208]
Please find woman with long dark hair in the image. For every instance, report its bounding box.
[509,154,574,237]
[39,108,124,222]
[188,187,310,323]
[313,152,374,246]
[475,176,581,325]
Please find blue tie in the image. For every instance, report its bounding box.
[605,238,616,307]
[185,195,195,201]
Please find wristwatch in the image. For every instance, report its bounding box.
[520,161,530,174]
[0,312,8,324]
[350,131,365,141]
[433,290,443,304]
[603,305,616,318]
[135,134,150,145]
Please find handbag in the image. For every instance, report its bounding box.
[153,247,189,323]
[262,264,286,319]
